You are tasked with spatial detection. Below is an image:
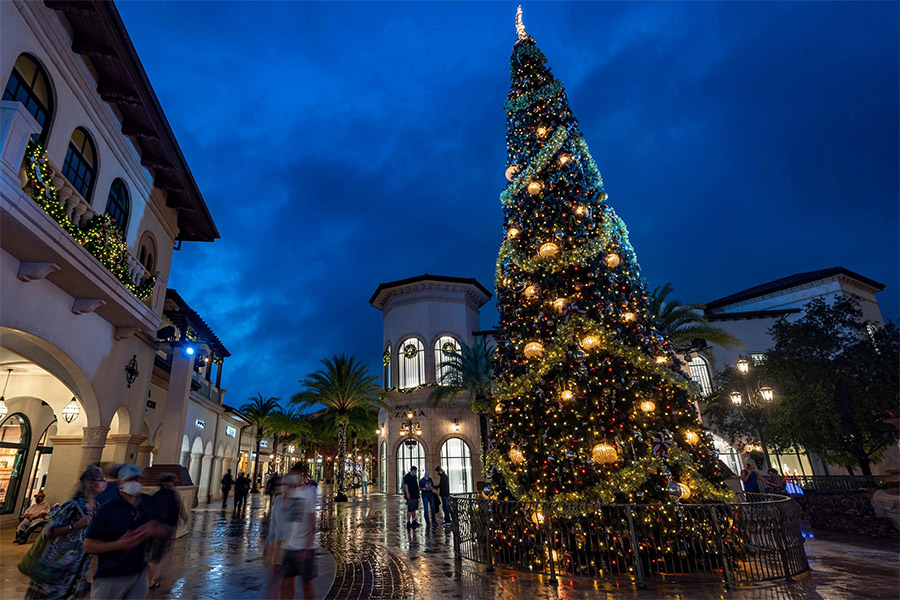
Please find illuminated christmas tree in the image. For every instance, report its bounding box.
[489,9,732,504]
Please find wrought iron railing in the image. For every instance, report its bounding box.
[448,492,809,587]
[785,475,885,492]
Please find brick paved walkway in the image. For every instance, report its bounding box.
[2,487,898,599]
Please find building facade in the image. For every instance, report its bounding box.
[371,275,491,495]
[683,266,892,478]
[0,0,225,519]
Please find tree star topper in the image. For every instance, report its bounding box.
[516,5,527,41]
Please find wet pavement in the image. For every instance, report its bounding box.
[1,488,898,599]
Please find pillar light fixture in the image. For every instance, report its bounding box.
[451,418,461,433]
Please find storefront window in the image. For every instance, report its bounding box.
[0,414,31,515]
[440,437,473,493]
[396,440,425,493]
[710,433,741,477]
[767,447,815,477]
[24,420,55,513]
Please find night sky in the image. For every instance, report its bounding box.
[116,2,899,408]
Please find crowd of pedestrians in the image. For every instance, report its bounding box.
[402,464,452,529]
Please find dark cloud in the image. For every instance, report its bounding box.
[118,2,899,406]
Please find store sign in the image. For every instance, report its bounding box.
[260,440,268,448]
[225,426,236,438]
[195,419,206,429]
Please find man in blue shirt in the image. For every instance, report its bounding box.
[83,464,170,599]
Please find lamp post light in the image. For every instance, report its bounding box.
[399,408,421,448]
[731,356,776,468]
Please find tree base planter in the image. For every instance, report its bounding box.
[448,492,809,587]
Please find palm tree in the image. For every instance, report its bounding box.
[292,354,386,502]
[428,338,493,462]
[268,407,302,474]
[649,283,743,360]
[240,393,280,492]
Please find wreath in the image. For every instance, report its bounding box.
[441,341,458,356]
[403,344,418,359]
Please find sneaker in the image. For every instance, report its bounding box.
[411,520,421,528]
[406,521,412,528]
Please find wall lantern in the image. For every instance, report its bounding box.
[62,397,81,423]
[759,386,775,402]
[125,355,139,388]
[451,418,461,433]
[730,391,743,406]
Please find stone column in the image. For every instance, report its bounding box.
[42,436,82,506]
[189,452,203,487]
[156,347,195,464]
[105,434,147,464]
[181,451,192,472]
[80,426,110,471]
[137,444,153,468]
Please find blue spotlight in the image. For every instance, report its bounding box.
[185,346,195,356]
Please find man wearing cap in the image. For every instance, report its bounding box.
[402,465,420,529]
[83,464,170,599]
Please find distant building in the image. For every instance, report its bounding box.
[684,267,889,478]
[0,0,224,519]
[371,275,492,495]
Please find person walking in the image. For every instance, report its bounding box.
[434,465,451,527]
[402,465,420,529]
[147,474,187,590]
[361,470,368,495]
[419,471,437,526]
[233,472,250,514]
[220,469,233,509]
[271,471,317,600]
[15,491,50,544]
[741,461,763,494]
[23,466,106,600]
[83,464,170,600]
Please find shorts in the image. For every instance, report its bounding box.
[281,549,317,581]
[406,498,419,512]
[149,535,171,562]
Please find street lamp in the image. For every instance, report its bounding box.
[731,356,776,468]
[399,408,421,448]
[729,391,743,406]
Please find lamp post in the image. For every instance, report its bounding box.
[731,356,775,469]
[399,408,422,448]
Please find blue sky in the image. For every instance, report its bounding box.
[117,2,899,408]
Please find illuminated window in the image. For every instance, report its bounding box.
[687,356,713,397]
[0,414,31,515]
[710,433,740,477]
[62,127,97,200]
[105,179,130,233]
[398,338,424,389]
[440,437,473,493]
[383,344,391,390]
[2,54,53,142]
[751,353,767,366]
[396,440,425,493]
[434,336,460,386]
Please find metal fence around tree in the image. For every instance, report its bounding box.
[448,492,809,587]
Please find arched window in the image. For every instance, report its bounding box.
[687,356,713,397]
[2,54,53,143]
[379,440,386,494]
[138,231,157,273]
[62,127,97,201]
[710,433,741,477]
[398,338,424,389]
[434,336,460,386]
[396,439,425,493]
[382,345,391,390]
[440,437,473,493]
[0,413,31,514]
[105,179,130,233]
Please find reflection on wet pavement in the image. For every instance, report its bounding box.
[2,489,898,599]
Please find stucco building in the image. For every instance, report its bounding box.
[0,0,234,519]
[372,275,491,495]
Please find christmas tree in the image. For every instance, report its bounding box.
[489,8,732,505]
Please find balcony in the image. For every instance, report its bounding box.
[1,101,161,334]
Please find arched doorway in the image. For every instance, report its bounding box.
[440,437,473,493]
[0,413,31,514]
[396,439,425,493]
[379,440,386,493]
[24,420,56,510]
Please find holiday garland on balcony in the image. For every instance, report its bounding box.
[488,11,733,505]
[23,142,156,300]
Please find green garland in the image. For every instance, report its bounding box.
[501,125,570,206]
[504,80,565,113]
[574,136,604,187]
[23,142,156,301]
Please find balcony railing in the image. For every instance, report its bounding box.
[785,475,886,493]
[19,141,156,300]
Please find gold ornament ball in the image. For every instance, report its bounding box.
[536,126,548,138]
[592,443,618,464]
[538,242,559,258]
[623,312,636,322]
[574,204,587,216]
[505,165,519,182]
[494,403,505,414]
[559,390,574,402]
[509,447,526,465]
[640,400,656,413]
[524,285,537,298]
[676,482,691,500]
[580,334,602,350]
[524,341,545,359]
[527,181,542,195]
[684,431,700,446]
[655,355,668,364]
[507,226,520,238]
[552,298,567,313]
[605,253,621,268]
[558,154,570,165]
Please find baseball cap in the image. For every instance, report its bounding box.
[118,464,143,481]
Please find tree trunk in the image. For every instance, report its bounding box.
[335,421,348,502]
[857,457,873,478]
[252,437,262,492]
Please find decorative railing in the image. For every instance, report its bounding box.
[786,475,886,493]
[448,492,809,587]
[19,141,156,300]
